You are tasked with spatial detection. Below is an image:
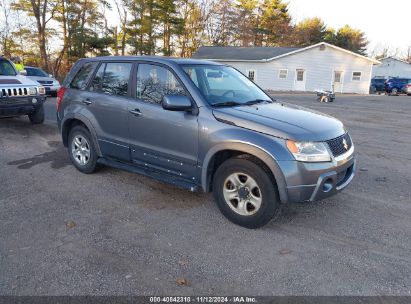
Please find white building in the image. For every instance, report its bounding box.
[372,57,411,79]
[193,42,379,94]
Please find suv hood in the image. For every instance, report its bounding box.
[212,102,345,141]
[0,75,39,87]
[27,75,56,82]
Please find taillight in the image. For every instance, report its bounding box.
[56,87,66,111]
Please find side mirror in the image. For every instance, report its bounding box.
[19,70,27,76]
[162,95,192,111]
[49,74,53,78]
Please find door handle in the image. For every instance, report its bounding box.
[129,109,142,116]
[82,98,92,105]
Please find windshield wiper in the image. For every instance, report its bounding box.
[211,101,244,107]
[212,99,273,107]
[244,99,273,105]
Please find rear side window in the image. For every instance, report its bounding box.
[70,62,98,90]
[136,64,186,104]
[89,64,105,92]
[89,62,132,96]
[102,63,132,96]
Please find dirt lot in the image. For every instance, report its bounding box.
[0,94,410,295]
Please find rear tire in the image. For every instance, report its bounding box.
[28,105,45,124]
[212,156,281,229]
[68,125,98,174]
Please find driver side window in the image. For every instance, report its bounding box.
[136,64,186,105]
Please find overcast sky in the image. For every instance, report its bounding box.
[287,0,411,57]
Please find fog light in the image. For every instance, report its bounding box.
[28,87,36,95]
[32,98,38,104]
[37,86,46,95]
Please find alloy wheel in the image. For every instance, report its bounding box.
[71,135,91,166]
[222,172,262,216]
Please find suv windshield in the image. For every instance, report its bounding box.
[26,67,48,77]
[0,60,17,76]
[182,65,272,106]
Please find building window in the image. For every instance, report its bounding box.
[296,70,305,81]
[279,69,288,79]
[352,72,362,81]
[247,70,256,81]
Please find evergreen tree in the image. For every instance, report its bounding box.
[293,17,327,47]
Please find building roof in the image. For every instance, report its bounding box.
[378,56,410,65]
[193,46,300,61]
[193,42,380,64]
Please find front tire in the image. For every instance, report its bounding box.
[212,156,281,229]
[391,88,398,96]
[68,125,98,174]
[28,105,45,124]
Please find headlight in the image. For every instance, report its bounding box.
[37,86,46,95]
[286,140,331,162]
[53,80,60,85]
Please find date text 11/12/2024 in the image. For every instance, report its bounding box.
[149,296,257,303]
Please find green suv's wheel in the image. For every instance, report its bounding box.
[213,156,280,229]
[68,125,98,174]
[28,104,45,124]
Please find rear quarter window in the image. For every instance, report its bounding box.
[70,62,98,90]
[89,62,132,96]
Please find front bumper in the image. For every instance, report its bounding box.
[43,85,60,94]
[280,147,356,203]
[0,96,46,116]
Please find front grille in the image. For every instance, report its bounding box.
[326,133,352,157]
[0,87,34,98]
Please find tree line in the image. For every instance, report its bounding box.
[0,0,369,79]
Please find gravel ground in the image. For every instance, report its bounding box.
[0,94,410,296]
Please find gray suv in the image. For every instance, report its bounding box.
[57,57,355,228]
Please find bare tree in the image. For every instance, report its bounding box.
[0,0,12,56]
[114,0,127,56]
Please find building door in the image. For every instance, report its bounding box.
[294,69,306,91]
[333,71,344,93]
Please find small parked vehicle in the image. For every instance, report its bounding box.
[57,57,355,228]
[385,78,411,95]
[0,57,47,124]
[25,66,61,97]
[370,78,386,94]
[315,89,335,102]
[401,80,411,96]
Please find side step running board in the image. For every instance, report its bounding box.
[97,158,199,192]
